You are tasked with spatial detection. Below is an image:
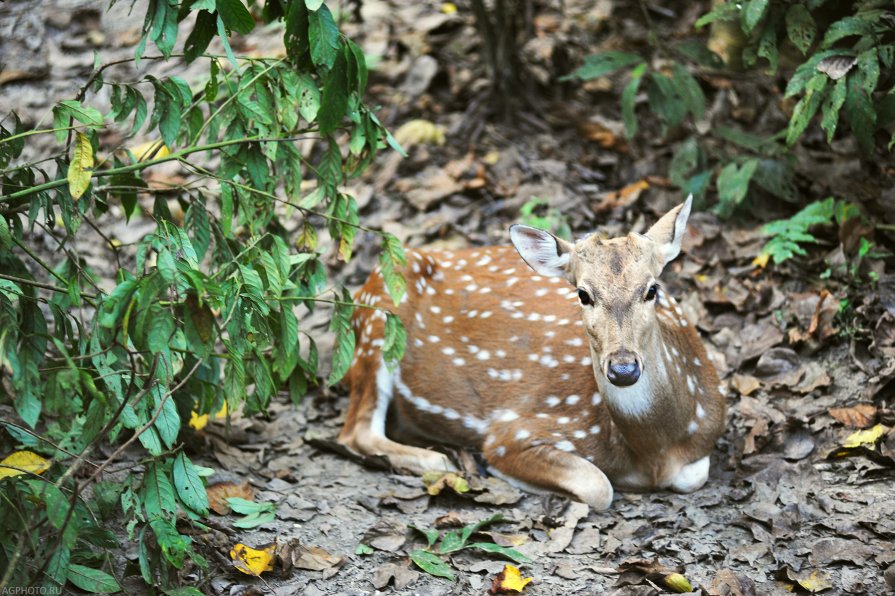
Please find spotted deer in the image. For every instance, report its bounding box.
[338,197,725,510]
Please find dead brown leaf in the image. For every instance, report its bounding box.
[207,481,254,515]
[372,562,420,590]
[708,568,757,596]
[361,518,407,552]
[594,180,649,212]
[829,404,877,428]
[730,373,761,396]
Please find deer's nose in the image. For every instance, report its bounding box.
[606,351,641,387]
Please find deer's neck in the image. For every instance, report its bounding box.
[598,328,695,453]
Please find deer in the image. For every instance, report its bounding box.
[338,197,726,510]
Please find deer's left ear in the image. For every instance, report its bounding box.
[510,225,575,281]
[646,195,692,268]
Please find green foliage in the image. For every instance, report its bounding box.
[408,514,529,581]
[0,0,405,591]
[759,197,844,264]
[567,1,893,217]
[519,197,572,240]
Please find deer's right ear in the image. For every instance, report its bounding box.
[510,225,575,280]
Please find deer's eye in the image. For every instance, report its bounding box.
[645,284,658,302]
[577,288,593,306]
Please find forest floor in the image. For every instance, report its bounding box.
[3,0,895,594]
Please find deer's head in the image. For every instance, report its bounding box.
[510,197,692,389]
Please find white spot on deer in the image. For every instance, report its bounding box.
[557,416,570,424]
[544,315,557,323]
[476,255,492,266]
[413,338,424,347]
[477,350,491,361]
[463,416,488,433]
[465,284,478,292]
[371,339,384,347]
[433,271,445,281]
[468,345,480,354]
[561,373,571,381]
[536,413,550,419]
[443,408,460,420]
[445,288,454,295]
[412,261,420,273]
[566,395,580,405]
[484,434,495,447]
[480,287,492,294]
[696,403,706,419]
[535,288,549,297]
[573,430,587,439]
[686,375,696,394]
[563,354,576,364]
[496,410,519,422]
[532,276,542,282]
[680,318,688,327]
[503,268,516,275]
[489,265,499,272]
[528,353,539,362]
[589,425,601,435]
[442,347,456,355]
[542,345,553,353]
[687,420,699,435]
[480,310,493,318]
[426,286,436,296]
[555,440,575,452]
[694,357,702,367]
[527,313,542,322]
[495,445,506,457]
[511,312,524,319]
[430,306,442,314]
[560,319,571,326]
[506,277,519,287]
[453,357,466,366]
[428,335,440,343]
[591,393,602,405]
[442,261,454,268]
[565,337,583,347]
[468,310,479,318]
[671,346,680,357]
[495,349,507,358]
[545,396,561,407]
[540,355,559,368]
[549,276,561,284]
[487,368,499,379]
[515,429,531,440]
[443,316,455,324]
[581,357,592,367]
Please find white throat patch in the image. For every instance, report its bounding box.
[601,368,654,418]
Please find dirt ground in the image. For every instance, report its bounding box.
[3,0,895,594]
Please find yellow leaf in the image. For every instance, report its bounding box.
[482,150,501,165]
[0,450,51,480]
[189,402,228,430]
[422,471,469,495]
[798,570,833,593]
[67,132,94,200]
[230,542,275,576]
[393,119,446,149]
[494,564,533,592]
[664,572,693,593]
[128,140,170,162]
[843,423,888,448]
[752,252,771,269]
[441,2,458,14]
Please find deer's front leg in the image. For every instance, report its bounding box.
[483,438,614,511]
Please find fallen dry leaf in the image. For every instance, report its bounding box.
[489,564,533,594]
[829,404,877,429]
[393,119,446,149]
[842,424,888,448]
[422,471,469,496]
[0,450,51,479]
[230,542,275,576]
[207,480,255,515]
[594,180,649,213]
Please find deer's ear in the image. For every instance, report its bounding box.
[510,225,575,280]
[646,195,692,268]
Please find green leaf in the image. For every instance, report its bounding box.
[295,74,321,122]
[216,0,254,34]
[621,63,645,138]
[327,288,355,385]
[382,313,406,370]
[66,564,122,593]
[754,159,798,203]
[410,549,455,580]
[741,0,769,34]
[563,51,644,81]
[671,63,705,120]
[68,132,94,200]
[309,5,341,69]
[184,9,217,61]
[786,4,816,55]
[147,311,174,353]
[410,524,441,548]
[786,72,828,146]
[153,389,181,449]
[232,509,276,528]
[715,159,759,218]
[57,100,104,127]
[820,77,847,143]
[355,543,375,555]
[843,71,876,154]
[173,452,209,515]
[466,542,530,564]
[821,15,875,49]
[318,50,349,134]
[143,461,178,516]
[150,518,192,569]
